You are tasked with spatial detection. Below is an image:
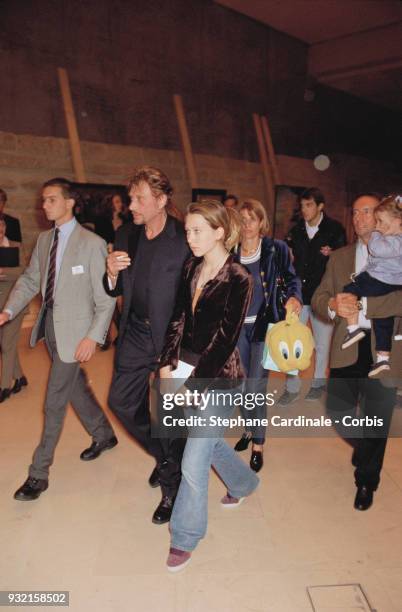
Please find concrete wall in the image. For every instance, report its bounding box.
[1,130,400,258]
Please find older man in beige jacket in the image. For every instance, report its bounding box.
[312,193,401,512]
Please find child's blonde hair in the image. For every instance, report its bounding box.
[375,194,402,225]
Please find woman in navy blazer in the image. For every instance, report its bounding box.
[233,199,302,471]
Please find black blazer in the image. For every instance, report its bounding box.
[4,214,22,243]
[286,214,346,304]
[94,214,130,245]
[159,255,252,391]
[103,216,189,355]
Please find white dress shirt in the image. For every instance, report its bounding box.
[305,213,323,240]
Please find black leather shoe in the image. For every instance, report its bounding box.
[354,485,374,511]
[14,477,48,501]
[80,436,118,461]
[149,466,160,488]
[152,496,175,524]
[12,376,28,394]
[234,433,252,452]
[0,388,11,403]
[250,450,263,472]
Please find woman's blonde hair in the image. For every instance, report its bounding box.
[186,200,241,251]
[238,198,270,236]
[225,207,242,250]
[375,194,402,224]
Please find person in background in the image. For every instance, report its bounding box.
[223,194,238,209]
[94,192,130,248]
[94,193,130,350]
[280,187,346,405]
[159,200,259,572]
[0,214,28,402]
[312,193,400,511]
[233,199,302,471]
[0,188,22,243]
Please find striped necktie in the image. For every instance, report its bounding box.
[44,227,59,307]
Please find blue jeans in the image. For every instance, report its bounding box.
[237,323,268,444]
[170,392,259,552]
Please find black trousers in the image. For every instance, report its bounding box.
[108,312,184,497]
[326,333,396,490]
[344,271,401,351]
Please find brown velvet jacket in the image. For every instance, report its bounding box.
[159,254,252,391]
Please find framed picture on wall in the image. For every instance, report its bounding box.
[191,188,227,203]
[273,185,306,240]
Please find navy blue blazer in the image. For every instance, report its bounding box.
[234,236,302,342]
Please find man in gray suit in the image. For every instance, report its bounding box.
[0,178,117,501]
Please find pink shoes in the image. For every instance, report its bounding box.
[220,492,245,508]
[166,547,192,572]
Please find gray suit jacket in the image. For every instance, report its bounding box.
[5,223,116,362]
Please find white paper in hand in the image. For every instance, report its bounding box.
[171,360,194,379]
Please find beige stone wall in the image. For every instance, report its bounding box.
[0,130,400,257]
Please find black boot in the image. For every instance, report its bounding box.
[0,388,12,403]
[148,465,160,488]
[250,450,263,472]
[234,433,252,452]
[152,495,175,524]
[12,376,28,394]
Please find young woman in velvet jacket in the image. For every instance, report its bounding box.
[233,199,302,471]
[159,200,259,572]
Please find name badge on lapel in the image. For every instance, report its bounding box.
[72,265,84,275]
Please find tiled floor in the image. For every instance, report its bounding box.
[1,331,402,612]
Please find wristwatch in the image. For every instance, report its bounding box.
[356,299,363,311]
